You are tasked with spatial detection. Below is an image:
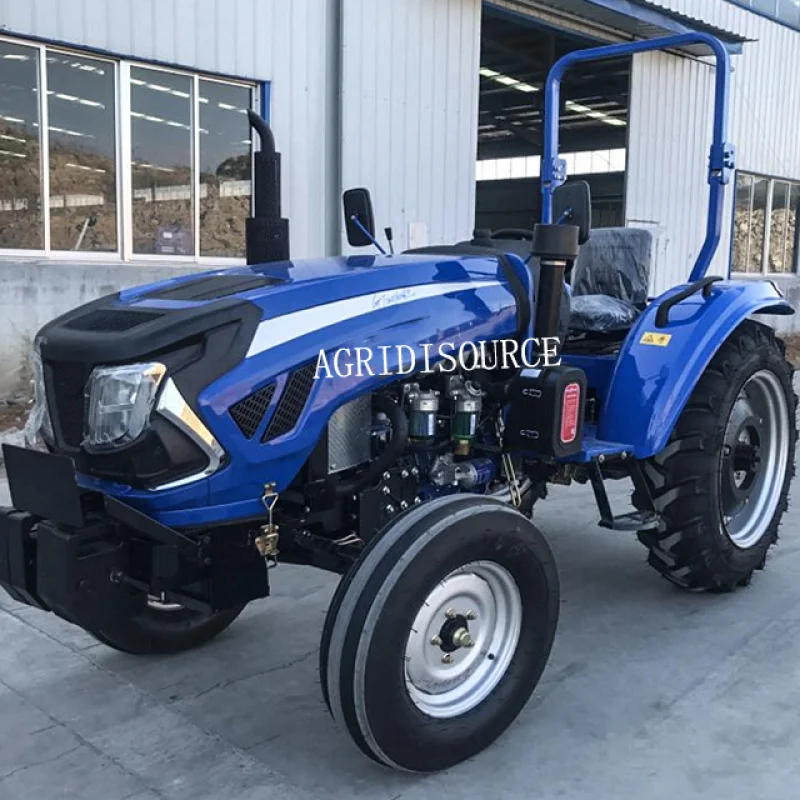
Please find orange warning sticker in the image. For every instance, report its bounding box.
[640,332,672,347]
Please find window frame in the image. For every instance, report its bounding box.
[730,169,800,277]
[0,33,260,265]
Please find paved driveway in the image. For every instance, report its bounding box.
[1,456,800,799]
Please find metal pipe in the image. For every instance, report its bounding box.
[540,33,733,283]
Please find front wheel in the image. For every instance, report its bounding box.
[320,494,559,772]
[635,321,796,591]
[90,597,246,655]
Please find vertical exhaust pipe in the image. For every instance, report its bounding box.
[531,224,579,340]
[246,110,290,265]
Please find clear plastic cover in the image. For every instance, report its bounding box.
[24,341,53,451]
[83,363,166,451]
[569,294,641,334]
[571,227,652,307]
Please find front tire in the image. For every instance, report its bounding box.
[635,321,796,591]
[90,599,245,655]
[320,495,559,772]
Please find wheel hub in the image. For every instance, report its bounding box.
[719,370,790,549]
[403,561,521,719]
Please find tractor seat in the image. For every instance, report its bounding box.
[569,227,653,335]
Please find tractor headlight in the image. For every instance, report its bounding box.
[26,341,54,449]
[84,362,167,451]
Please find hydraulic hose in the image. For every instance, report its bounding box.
[335,394,409,497]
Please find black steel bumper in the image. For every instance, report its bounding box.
[0,444,269,629]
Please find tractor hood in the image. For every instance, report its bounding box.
[36,252,523,467]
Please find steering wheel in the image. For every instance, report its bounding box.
[490,228,533,242]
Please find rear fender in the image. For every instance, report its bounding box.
[599,280,793,458]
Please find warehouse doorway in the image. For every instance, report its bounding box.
[476,7,631,232]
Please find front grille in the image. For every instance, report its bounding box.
[229,384,276,439]
[262,364,318,442]
[46,361,88,447]
[64,309,163,333]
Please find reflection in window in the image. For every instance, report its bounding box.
[784,184,798,273]
[732,174,754,271]
[48,53,117,252]
[769,181,791,272]
[131,67,194,255]
[199,81,252,257]
[0,41,42,250]
[748,177,769,272]
[733,172,800,274]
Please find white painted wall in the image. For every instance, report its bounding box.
[339,0,483,253]
[625,0,800,298]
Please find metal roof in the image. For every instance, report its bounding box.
[492,0,748,54]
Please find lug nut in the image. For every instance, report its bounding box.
[400,500,408,510]
[414,497,422,505]
[401,469,409,479]
[442,654,453,664]
[445,608,456,619]
[385,505,396,514]
[382,471,391,481]
[430,635,442,646]
[466,610,477,620]
[382,486,391,495]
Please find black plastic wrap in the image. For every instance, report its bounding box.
[571,227,652,307]
[569,294,641,333]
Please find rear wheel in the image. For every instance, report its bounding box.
[320,494,559,772]
[635,321,796,591]
[90,597,245,655]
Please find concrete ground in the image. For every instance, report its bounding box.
[1,456,800,799]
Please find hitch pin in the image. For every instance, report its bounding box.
[255,482,280,566]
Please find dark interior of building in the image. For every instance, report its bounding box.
[476,9,631,232]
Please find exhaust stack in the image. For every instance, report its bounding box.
[246,110,290,265]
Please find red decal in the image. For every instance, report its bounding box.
[561,382,581,444]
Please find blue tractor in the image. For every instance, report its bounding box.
[0,34,795,772]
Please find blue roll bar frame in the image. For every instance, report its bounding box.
[541,33,735,283]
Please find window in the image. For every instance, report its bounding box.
[0,41,42,249]
[732,172,800,274]
[198,80,252,258]
[0,34,258,260]
[131,68,194,255]
[725,0,800,29]
[475,148,626,182]
[47,52,117,252]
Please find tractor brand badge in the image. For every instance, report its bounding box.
[640,332,672,347]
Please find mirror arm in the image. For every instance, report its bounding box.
[350,215,386,255]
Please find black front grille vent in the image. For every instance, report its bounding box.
[229,384,276,439]
[64,309,163,333]
[262,364,318,442]
[145,274,282,302]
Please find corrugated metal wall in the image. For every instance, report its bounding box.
[340,0,482,252]
[0,0,339,258]
[626,0,800,292]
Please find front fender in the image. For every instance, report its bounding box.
[599,280,793,458]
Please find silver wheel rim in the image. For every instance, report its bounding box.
[720,369,790,549]
[147,594,183,612]
[403,560,522,719]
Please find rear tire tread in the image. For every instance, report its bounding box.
[634,321,796,591]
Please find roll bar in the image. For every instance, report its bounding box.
[541,33,735,283]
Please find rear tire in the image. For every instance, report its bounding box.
[90,601,245,655]
[320,494,559,772]
[634,321,796,591]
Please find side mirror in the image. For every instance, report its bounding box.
[343,188,376,247]
[553,180,592,245]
